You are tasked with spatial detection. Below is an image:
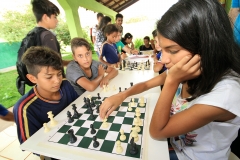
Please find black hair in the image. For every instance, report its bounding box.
[98,16,112,32]
[144,36,150,41]
[71,37,91,54]
[97,13,104,19]
[31,0,60,23]
[22,46,63,77]
[122,33,133,42]
[157,0,240,101]
[104,24,118,37]
[152,29,157,38]
[116,13,123,20]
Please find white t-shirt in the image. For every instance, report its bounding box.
[171,72,240,160]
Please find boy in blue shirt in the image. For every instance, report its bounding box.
[14,46,79,144]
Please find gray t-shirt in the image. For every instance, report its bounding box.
[66,60,106,96]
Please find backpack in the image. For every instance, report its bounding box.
[16,27,47,95]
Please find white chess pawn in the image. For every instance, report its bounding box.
[43,123,50,133]
[135,109,141,117]
[102,117,108,128]
[113,85,116,91]
[120,129,126,141]
[47,111,57,127]
[134,124,141,133]
[116,140,123,154]
[107,85,110,91]
[131,98,135,106]
[136,115,142,126]
[103,85,106,92]
[139,97,145,107]
[130,127,139,142]
[128,102,132,111]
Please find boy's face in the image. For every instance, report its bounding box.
[73,46,92,69]
[154,36,161,51]
[144,39,150,46]
[106,32,118,43]
[46,14,58,29]
[115,32,122,43]
[116,18,123,26]
[30,66,62,93]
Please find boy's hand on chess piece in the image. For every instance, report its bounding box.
[167,54,201,84]
[98,65,105,77]
[131,49,139,55]
[99,94,124,119]
[100,77,109,88]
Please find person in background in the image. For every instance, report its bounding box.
[95,16,112,57]
[139,36,154,51]
[0,104,14,122]
[100,0,240,159]
[92,12,104,45]
[121,33,134,53]
[115,13,124,35]
[229,0,240,45]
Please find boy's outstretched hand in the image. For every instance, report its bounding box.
[99,94,124,119]
[100,77,109,87]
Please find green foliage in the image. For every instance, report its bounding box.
[134,38,144,50]
[0,6,36,43]
[55,21,71,47]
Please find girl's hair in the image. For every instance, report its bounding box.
[104,24,118,37]
[31,0,60,22]
[157,0,240,101]
[98,16,111,32]
[122,33,133,42]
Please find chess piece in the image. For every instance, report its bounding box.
[83,97,87,103]
[72,104,80,119]
[89,109,95,120]
[119,87,121,92]
[90,124,96,134]
[68,129,77,143]
[131,98,135,106]
[120,129,126,141]
[47,111,57,127]
[130,127,139,142]
[43,123,50,133]
[67,111,74,123]
[125,88,127,90]
[119,63,122,70]
[130,82,133,87]
[129,137,138,155]
[96,104,100,113]
[93,136,99,148]
[116,140,123,154]
[97,93,101,99]
[113,85,116,90]
[90,100,95,108]
[102,117,108,128]
[128,102,132,111]
[139,97,145,107]
[103,85,106,92]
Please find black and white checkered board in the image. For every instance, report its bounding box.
[119,60,151,71]
[48,96,147,159]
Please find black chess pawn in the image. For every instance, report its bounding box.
[119,63,122,70]
[90,100,95,108]
[93,136,99,148]
[83,97,87,103]
[87,104,93,114]
[130,82,133,87]
[90,124,96,134]
[135,62,137,67]
[67,111,74,123]
[96,104,100,113]
[89,109,95,120]
[97,93,101,99]
[129,137,138,155]
[119,87,121,92]
[123,60,126,68]
[72,104,80,119]
[68,129,77,144]
[125,88,127,90]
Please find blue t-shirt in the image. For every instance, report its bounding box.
[0,104,8,116]
[13,80,79,144]
[101,43,119,64]
[66,60,107,96]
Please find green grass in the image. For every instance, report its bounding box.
[0,52,99,109]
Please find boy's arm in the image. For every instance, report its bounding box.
[100,71,167,119]
[100,66,118,87]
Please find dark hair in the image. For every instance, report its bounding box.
[152,29,157,38]
[98,16,112,32]
[144,36,150,41]
[104,24,118,36]
[116,13,123,20]
[97,13,104,19]
[71,37,91,54]
[122,33,133,42]
[157,0,240,101]
[22,46,63,77]
[31,0,60,22]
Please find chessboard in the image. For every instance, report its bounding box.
[44,96,148,160]
[119,60,151,71]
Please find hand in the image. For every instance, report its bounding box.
[168,54,201,83]
[131,49,139,55]
[98,65,105,76]
[100,77,109,87]
[99,94,124,119]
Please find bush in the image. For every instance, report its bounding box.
[134,38,144,50]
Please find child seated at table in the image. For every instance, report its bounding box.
[115,25,139,59]
[13,46,79,144]
[139,36,154,51]
[99,24,121,67]
[100,0,240,159]
[66,37,118,96]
